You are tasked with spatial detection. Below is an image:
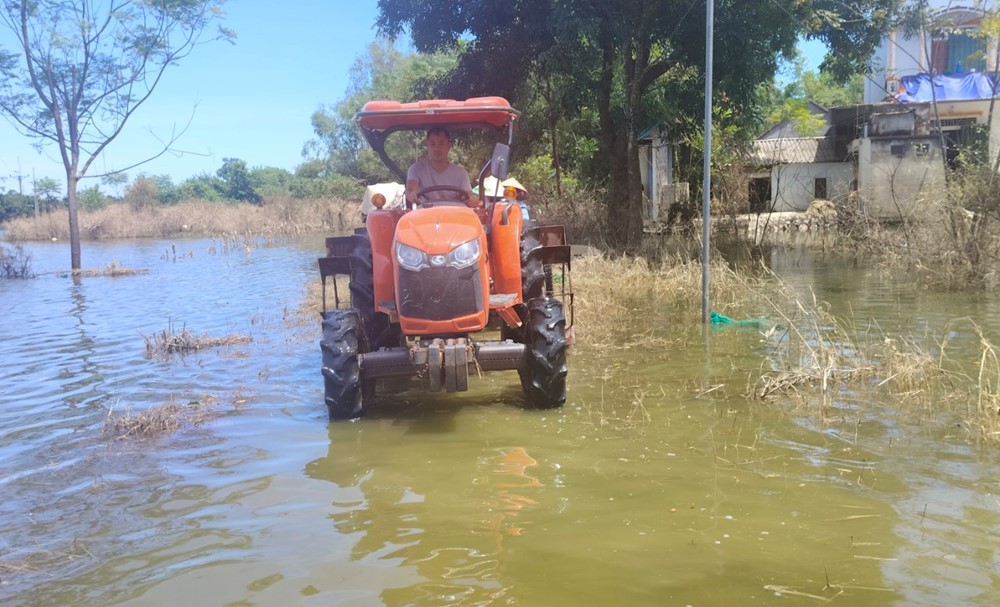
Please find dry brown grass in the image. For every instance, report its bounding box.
[750,294,944,402]
[102,391,251,440]
[71,260,147,278]
[750,302,1000,447]
[963,326,1000,447]
[1,196,362,241]
[572,253,781,349]
[0,537,94,584]
[142,323,251,358]
[837,166,1000,291]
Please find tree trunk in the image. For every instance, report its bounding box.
[67,171,81,270]
[622,126,645,251]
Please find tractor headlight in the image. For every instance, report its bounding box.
[395,242,428,271]
[447,239,480,269]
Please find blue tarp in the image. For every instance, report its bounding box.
[897,72,1000,102]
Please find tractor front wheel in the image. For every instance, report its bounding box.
[350,228,397,349]
[523,297,568,409]
[520,223,545,301]
[321,309,365,420]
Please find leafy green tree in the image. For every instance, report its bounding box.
[0,0,232,269]
[30,176,62,215]
[0,189,32,221]
[249,166,293,198]
[759,64,863,138]
[288,174,362,200]
[78,184,110,209]
[153,175,182,204]
[125,176,159,211]
[217,158,261,203]
[178,173,223,201]
[33,177,60,200]
[801,71,864,108]
[101,173,129,200]
[377,0,899,250]
[304,39,458,182]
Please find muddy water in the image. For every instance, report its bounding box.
[1,238,998,606]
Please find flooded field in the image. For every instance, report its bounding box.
[1,236,998,606]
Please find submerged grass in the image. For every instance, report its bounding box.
[572,254,780,349]
[571,255,1000,447]
[71,260,147,278]
[102,390,251,440]
[142,323,252,358]
[0,243,36,278]
[750,298,1000,447]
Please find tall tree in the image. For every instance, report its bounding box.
[217,157,260,203]
[377,0,899,250]
[304,40,458,183]
[0,0,232,269]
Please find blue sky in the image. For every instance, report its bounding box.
[1,2,828,194]
[1,1,381,191]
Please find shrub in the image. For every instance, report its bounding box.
[529,184,609,246]
[0,243,35,279]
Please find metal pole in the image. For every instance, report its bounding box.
[701,0,714,323]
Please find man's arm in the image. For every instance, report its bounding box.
[459,167,475,203]
[406,162,421,208]
[406,178,420,207]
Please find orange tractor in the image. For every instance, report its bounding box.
[318,97,573,420]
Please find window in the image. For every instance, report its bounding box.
[814,177,827,200]
[930,30,988,74]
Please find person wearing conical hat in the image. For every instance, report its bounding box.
[501,178,530,221]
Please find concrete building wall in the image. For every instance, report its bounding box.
[865,1,999,104]
[856,136,946,218]
[639,128,674,220]
[770,163,853,212]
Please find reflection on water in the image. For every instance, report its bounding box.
[1,238,998,606]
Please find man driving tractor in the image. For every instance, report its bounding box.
[405,127,475,207]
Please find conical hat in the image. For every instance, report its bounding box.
[500,177,527,194]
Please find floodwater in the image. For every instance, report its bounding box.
[1,236,998,606]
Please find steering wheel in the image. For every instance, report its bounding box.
[415,185,470,206]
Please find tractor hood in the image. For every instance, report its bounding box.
[394,206,484,254]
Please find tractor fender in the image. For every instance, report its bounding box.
[489,202,524,298]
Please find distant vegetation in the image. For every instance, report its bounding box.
[2,196,363,242]
[0,158,362,224]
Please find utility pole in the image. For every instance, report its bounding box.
[701,0,714,323]
[14,158,24,197]
[32,169,39,218]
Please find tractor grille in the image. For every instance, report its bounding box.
[398,266,482,320]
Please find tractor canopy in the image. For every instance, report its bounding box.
[355,97,520,182]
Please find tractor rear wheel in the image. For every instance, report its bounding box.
[350,228,397,349]
[520,222,545,301]
[321,309,365,420]
[524,297,568,409]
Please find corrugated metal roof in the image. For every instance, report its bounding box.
[750,137,841,165]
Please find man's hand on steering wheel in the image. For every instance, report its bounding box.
[415,185,471,204]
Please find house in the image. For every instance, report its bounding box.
[637,123,687,222]
[750,1,1000,220]
[751,101,853,212]
[866,0,998,104]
